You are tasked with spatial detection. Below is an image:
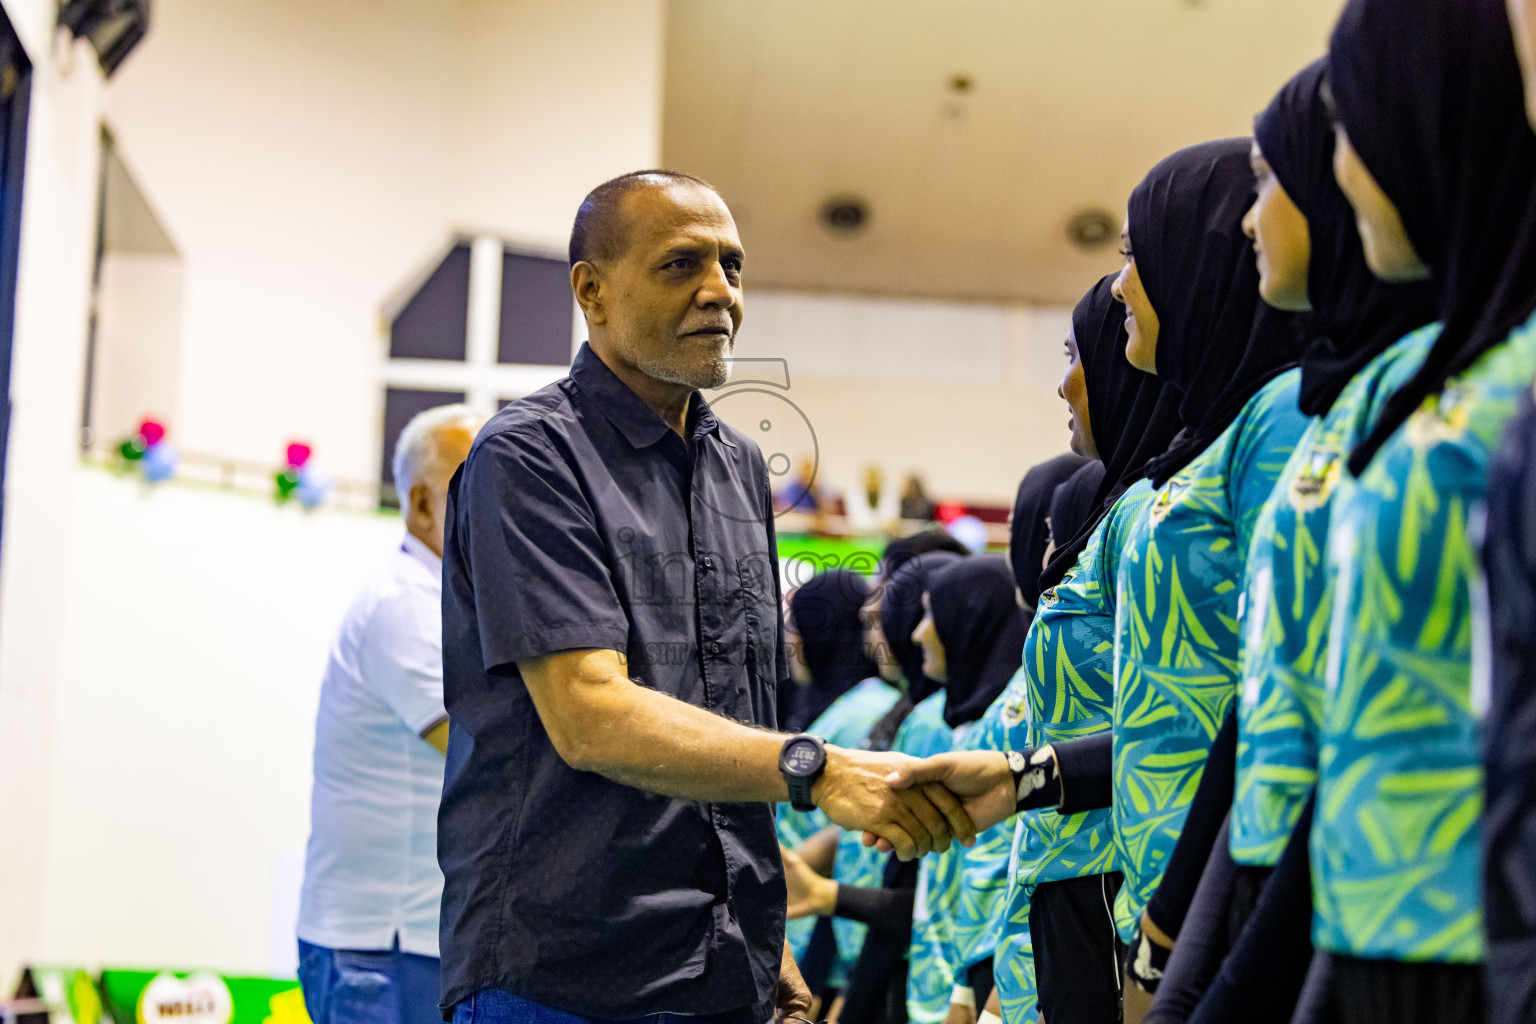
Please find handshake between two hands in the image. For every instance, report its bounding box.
[811,747,1020,862]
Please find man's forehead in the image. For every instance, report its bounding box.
[621,182,740,251]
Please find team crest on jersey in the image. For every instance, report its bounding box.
[1147,478,1191,528]
[1406,381,1473,448]
[1288,442,1343,513]
[1000,686,1031,728]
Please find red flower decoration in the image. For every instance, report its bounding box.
[285,442,312,469]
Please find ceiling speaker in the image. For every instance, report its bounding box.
[820,195,869,235]
[1067,208,1117,250]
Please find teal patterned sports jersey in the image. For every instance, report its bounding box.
[826,690,954,991]
[1112,369,1310,939]
[994,484,1156,1024]
[777,677,901,970]
[1231,326,1439,866]
[1020,480,1155,886]
[1313,315,1536,963]
[994,867,1037,1024]
[898,693,960,1024]
[948,676,1022,976]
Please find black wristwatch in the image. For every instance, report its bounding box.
[779,733,827,812]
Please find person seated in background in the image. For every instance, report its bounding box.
[295,403,482,1024]
[776,456,829,514]
[846,465,901,536]
[899,473,936,522]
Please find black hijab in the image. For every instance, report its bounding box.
[1049,461,1107,555]
[1128,139,1305,487]
[1255,58,1439,417]
[929,555,1030,728]
[1010,452,1091,609]
[1330,0,1536,472]
[786,568,879,731]
[1039,274,1184,591]
[880,550,964,706]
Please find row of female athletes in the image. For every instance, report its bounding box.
[771,0,1536,1022]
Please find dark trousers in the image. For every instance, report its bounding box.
[1030,872,1125,1024]
[1329,954,1485,1024]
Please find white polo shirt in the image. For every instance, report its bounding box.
[298,532,448,957]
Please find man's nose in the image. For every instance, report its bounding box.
[696,261,735,307]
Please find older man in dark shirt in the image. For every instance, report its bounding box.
[438,171,974,1024]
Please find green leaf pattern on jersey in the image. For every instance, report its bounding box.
[994,869,1037,1024]
[1313,316,1536,963]
[1231,326,1438,865]
[1018,481,1156,888]
[1112,370,1310,939]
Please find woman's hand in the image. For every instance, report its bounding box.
[782,845,839,919]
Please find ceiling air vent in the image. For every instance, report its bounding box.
[820,195,869,235]
[1066,208,1118,251]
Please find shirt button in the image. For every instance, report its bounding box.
[702,557,715,570]
[709,642,722,656]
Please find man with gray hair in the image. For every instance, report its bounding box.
[297,403,481,1024]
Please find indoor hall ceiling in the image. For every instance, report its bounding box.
[662,0,1346,305]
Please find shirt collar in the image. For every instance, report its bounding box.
[401,531,442,572]
[570,342,734,450]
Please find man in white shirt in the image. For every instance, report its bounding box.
[297,404,480,1024]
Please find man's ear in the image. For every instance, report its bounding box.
[409,481,433,519]
[571,261,606,326]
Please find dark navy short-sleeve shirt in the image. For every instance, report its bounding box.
[438,344,788,1022]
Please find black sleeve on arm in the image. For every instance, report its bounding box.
[840,857,919,1024]
[1185,794,1318,1024]
[1055,731,1115,814]
[834,884,917,930]
[1144,703,1238,940]
[1142,813,1239,1024]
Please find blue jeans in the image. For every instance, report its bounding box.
[450,988,761,1024]
[298,937,441,1024]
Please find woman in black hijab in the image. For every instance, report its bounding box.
[1041,272,1186,594]
[1044,461,1104,565]
[1330,0,1536,473]
[1303,1,1536,1021]
[915,555,1030,730]
[1250,58,1440,416]
[783,568,880,733]
[1137,57,1440,1024]
[1113,138,1306,486]
[1008,453,1090,613]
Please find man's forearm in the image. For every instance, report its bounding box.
[522,649,976,859]
[525,652,790,802]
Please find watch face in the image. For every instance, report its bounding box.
[784,739,822,775]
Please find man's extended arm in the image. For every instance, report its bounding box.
[520,648,977,859]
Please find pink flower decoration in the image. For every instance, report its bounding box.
[285,442,312,468]
[138,419,166,447]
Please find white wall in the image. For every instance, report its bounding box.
[728,290,1076,503]
[37,469,399,975]
[91,253,185,444]
[0,0,665,986]
[0,10,108,985]
[100,0,665,485]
